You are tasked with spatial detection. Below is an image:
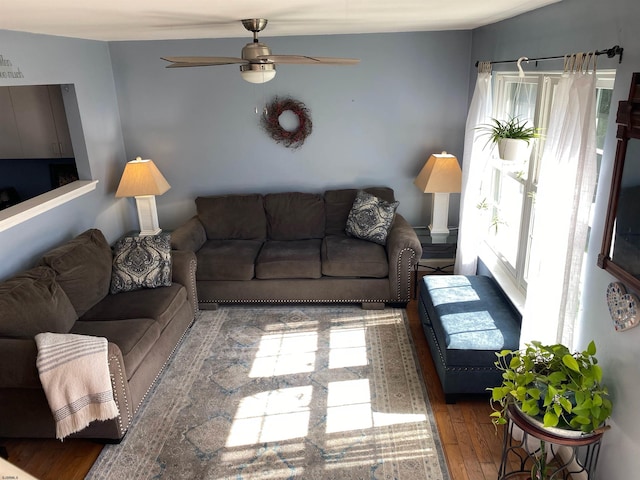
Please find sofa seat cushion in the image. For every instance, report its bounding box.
[420,275,521,366]
[80,284,188,331]
[255,240,322,279]
[39,229,113,317]
[264,192,326,240]
[196,194,266,240]
[71,318,161,379]
[196,240,263,281]
[0,266,77,338]
[321,235,388,278]
[324,187,396,236]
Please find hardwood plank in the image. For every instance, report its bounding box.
[1,439,101,480]
[443,442,471,480]
[451,418,487,480]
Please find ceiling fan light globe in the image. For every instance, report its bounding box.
[240,64,276,84]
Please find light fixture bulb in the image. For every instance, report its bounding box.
[240,64,276,84]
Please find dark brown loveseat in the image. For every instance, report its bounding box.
[171,187,422,309]
[0,229,197,440]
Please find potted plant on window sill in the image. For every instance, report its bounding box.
[488,340,612,437]
[477,116,540,161]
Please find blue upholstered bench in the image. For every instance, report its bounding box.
[417,275,522,403]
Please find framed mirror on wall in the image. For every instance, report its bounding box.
[598,72,640,292]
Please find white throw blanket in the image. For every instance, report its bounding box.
[35,333,119,440]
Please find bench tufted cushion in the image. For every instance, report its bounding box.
[420,275,521,367]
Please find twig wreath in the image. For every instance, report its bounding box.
[261,96,312,149]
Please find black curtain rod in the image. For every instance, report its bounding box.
[474,45,623,67]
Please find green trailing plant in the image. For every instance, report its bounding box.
[489,340,612,434]
[477,116,540,150]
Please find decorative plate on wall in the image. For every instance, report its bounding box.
[606,281,640,332]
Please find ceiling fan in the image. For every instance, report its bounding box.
[161,18,360,84]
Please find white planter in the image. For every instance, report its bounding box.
[497,138,533,161]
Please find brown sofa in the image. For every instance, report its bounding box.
[171,187,422,309]
[0,229,197,440]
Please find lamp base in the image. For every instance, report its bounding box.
[135,195,162,236]
[139,227,162,236]
[429,192,451,243]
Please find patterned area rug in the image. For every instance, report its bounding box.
[87,306,450,480]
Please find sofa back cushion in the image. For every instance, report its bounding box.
[39,229,113,317]
[196,194,267,240]
[264,192,326,240]
[324,187,396,236]
[0,266,77,338]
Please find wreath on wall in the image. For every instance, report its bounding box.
[261,96,312,149]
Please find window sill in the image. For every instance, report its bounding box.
[0,180,99,233]
[478,242,526,315]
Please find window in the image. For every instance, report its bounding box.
[480,71,615,295]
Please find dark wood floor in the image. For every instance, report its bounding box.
[1,297,505,480]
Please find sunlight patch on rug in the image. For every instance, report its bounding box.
[86,306,450,480]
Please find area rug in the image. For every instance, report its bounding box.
[87,306,450,480]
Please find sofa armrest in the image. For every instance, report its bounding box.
[171,216,207,252]
[0,338,40,388]
[386,214,422,302]
[171,249,198,313]
[106,342,133,437]
[0,338,133,439]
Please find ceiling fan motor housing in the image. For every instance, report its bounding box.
[242,42,272,62]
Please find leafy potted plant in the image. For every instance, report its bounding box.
[477,116,540,161]
[489,340,612,436]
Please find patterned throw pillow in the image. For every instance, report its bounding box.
[345,190,399,245]
[110,233,172,294]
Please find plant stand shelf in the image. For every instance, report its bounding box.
[498,404,604,480]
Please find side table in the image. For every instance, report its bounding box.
[413,227,457,297]
[498,404,604,479]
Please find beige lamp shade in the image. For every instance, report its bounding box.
[115,157,171,197]
[414,152,462,193]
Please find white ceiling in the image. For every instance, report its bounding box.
[3,0,561,42]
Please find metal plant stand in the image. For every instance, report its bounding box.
[498,404,604,479]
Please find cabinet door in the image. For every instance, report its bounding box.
[10,85,59,158]
[48,85,74,157]
[0,87,22,159]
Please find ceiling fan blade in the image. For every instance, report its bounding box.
[162,56,248,67]
[258,55,360,65]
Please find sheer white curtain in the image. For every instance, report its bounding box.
[455,62,493,275]
[520,54,598,348]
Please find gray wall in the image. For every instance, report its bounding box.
[107,31,472,229]
[472,0,640,476]
[0,30,128,279]
[0,29,470,281]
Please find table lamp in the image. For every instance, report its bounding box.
[414,151,462,242]
[115,157,171,236]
